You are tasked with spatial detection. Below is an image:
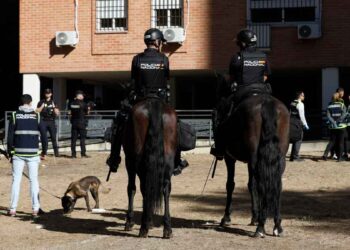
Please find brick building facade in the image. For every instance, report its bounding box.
[18,0,350,136]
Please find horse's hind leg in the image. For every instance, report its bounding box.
[220,156,236,227]
[125,173,136,231]
[248,161,259,226]
[125,160,137,231]
[273,157,284,237]
[163,155,174,239]
[139,178,150,238]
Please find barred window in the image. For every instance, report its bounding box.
[152,0,183,28]
[96,0,128,32]
[248,0,321,24]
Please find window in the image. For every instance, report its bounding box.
[96,0,127,32]
[251,8,283,23]
[284,7,316,22]
[152,0,183,28]
[248,0,321,24]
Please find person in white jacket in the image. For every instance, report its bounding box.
[289,91,309,161]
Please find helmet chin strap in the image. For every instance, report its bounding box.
[147,40,161,50]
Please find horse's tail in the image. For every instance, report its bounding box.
[143,99,165,216]
[256,97,282,214]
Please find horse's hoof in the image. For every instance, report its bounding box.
[253,227,266,238]
[139,228,148,238]
[220,217,231,227]
[163,229,173,239]
[249,219,258,226]
[273,226,284,237]
[124,222,134,231]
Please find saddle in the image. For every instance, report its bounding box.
[232,83,271,106]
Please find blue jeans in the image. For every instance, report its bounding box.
[10,155,40,212]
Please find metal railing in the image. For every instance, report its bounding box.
[4,110,214,148]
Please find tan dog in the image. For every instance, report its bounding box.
[61,176,110,214]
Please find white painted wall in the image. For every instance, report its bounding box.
[23,74,41,108]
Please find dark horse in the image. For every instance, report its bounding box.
[218,94,289,238]
[121,98,177,238]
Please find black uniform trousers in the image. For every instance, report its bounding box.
[290,130,303,160]
[323,128,346,159]
[40,120,58,155]
[71,123,87,156]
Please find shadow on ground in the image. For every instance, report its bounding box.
[4,188,348,238]
[8,207,252,239]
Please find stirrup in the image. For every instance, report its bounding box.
[210,146,224,160]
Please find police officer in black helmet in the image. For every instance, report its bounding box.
[132,28,169,99]
[231,29,271,96]
[106,28,188,175]
[211,29,272,159]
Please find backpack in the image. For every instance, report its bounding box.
[178,121,197,151]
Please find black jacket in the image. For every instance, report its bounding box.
[131,48,170,95]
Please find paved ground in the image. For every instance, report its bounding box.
[0,152,349,250]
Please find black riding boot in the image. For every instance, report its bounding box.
[210,124,226,160]
[106,111,128,173]
[173,150,189,176]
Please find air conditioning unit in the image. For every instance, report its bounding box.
[162,27,186,44]
[55,31,79,47]
[298,24,321,39]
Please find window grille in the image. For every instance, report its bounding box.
[247,0,322,49]
[248,0,321,24]
[96,0,127,32]
[151,0,184,28]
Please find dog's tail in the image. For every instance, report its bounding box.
[100,184,111,194]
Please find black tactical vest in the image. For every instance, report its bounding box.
[133,49,169,93]
[41,99,56,121]
[236,51,267,86]
[328,102,345,122]
[70,100,87,125]
[290,99,300,120]
[12,111,40,156]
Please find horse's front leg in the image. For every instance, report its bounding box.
[125,160,136,231]
[220,156,236,227]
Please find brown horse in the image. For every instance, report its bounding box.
[218,94,289,238]
[121,98,177,238]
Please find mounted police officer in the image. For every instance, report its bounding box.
[36,88,60,159]
[7,94,42,218]
[69,90,90,158]
[106,28,188,176]
[211,29,271,159]
[322,93,347,162]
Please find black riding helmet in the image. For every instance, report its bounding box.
[144,28,167,45]
[236,29,257,47]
